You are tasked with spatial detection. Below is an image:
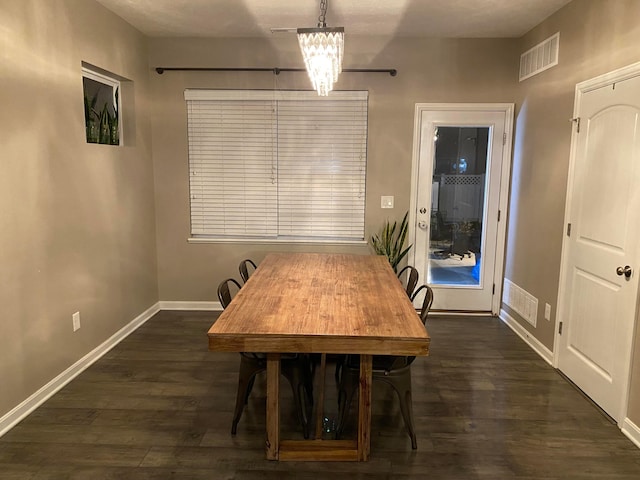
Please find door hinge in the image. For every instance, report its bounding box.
[492,283,495,295]
[567,223,571,236]
[558,321,563,335]
[570,117,581,133]
[503,132,507,145]
[497,210,501,222]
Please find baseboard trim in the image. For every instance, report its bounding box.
[499,308,554,366]
[158,301,222,311]
[0,302,160,438]
[622,417,640,448]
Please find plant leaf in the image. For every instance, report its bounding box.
[369,211,413,272]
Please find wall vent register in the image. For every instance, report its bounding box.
[519,33,559,82]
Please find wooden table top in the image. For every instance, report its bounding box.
[208,253,430,356]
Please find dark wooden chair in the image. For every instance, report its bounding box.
[238,259,257,284]
[397,265,419,298]
[335,284,434,449]
[217,278,312,438]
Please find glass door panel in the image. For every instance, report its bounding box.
[428,126,489,287]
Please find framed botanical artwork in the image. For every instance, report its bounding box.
[82,66,120,145]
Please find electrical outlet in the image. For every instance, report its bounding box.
[72,312,81,332]
[545,303,551,321]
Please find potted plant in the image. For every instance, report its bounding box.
[370,211,412,273]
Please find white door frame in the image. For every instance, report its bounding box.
[409,103,514,315]
[554,61,640,425]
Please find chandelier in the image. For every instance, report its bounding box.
[297,0,344,96]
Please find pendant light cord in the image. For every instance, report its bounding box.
[318,0,328,27]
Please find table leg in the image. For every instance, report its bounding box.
[357,354,372,461]
[266,353,280,460]
[314,353,327,440]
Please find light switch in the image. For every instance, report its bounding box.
[381,196,394,209]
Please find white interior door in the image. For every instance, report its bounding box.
[557,69,640,422]
[410,104,512,313]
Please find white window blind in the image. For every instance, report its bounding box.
[184,90,368,241]
[186,99,277,237]
[277,98,367,239]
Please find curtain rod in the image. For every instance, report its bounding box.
[155,67,397,76]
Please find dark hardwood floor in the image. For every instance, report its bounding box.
[1,311,639,479]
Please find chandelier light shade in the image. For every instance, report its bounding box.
[297,0,344,96]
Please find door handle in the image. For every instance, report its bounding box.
[616,265,632,278]
[418,221,428,229]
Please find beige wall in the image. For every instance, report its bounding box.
[0,0,158,419]
[148,36,517,301]
[504,0,640,422]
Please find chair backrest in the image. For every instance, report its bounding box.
[411,284,434,325]
[238,259,258,283]
[217,278,242,309]
[397,265,419,298]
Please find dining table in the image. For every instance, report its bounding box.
[207,252,430,461]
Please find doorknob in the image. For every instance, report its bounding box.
[616,265,632,278]
[418,221,428,229]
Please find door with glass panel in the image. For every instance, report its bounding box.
[412,105,512,313]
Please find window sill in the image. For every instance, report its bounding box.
[188,237,368,246]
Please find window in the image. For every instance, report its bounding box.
[185,90,368,242]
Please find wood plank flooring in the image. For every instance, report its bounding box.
[1,310,639,479]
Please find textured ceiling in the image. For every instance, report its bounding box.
[95,0,572,38]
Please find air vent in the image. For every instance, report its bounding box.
[519,32,559,81]
[503,278,538,327]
